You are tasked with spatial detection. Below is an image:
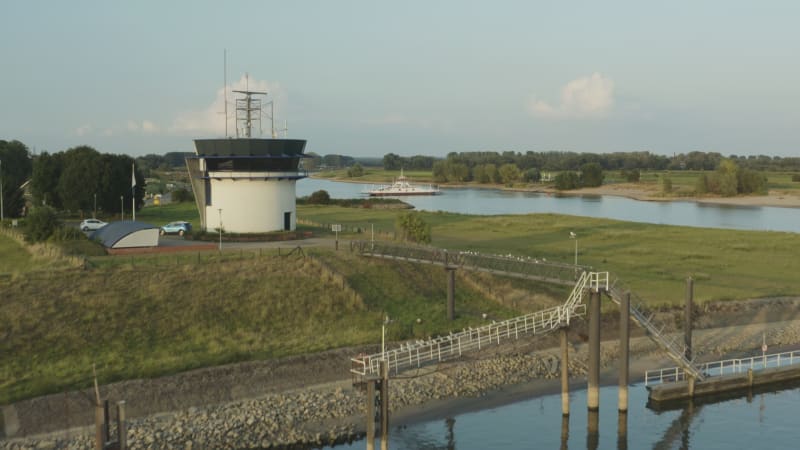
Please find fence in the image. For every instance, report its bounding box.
[645,349,800,386]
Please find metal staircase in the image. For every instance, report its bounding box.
[607,278,704,381]
[351,271,607,377]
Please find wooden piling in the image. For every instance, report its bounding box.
[560,415,569,450]
[587,409,599,450]
[685,277,694,361]
[94,404,105,450]
[366,380,376,450]
[117,401,127,450]
[380,361,389,450]
[617,411,628,450]
[446,268,455,321]
[587,290,601,411]
[619,291,630,412]
[560,327,570,416]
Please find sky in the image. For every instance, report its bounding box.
[1,1,799,158]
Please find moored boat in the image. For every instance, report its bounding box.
[365,170,441,196]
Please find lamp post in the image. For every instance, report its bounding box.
[218,208,223,251]
[381,314,391,361]
[570,232,578,277]
[93,193,97,219]
[120,195,124,221]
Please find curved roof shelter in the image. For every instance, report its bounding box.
[91,221,160,248]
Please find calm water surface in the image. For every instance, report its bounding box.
[325,382,800,449]
[297,178,800,233]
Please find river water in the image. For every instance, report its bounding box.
[297,178,800,233]
[302,177,799,448]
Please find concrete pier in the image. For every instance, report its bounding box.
[587,290,601,411]
[619,291,630,412]
[560,415,569,450]
[560,327,570,416]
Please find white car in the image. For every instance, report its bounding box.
[80,218,107,232]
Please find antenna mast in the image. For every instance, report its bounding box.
[233,87,267,138]
[223,49,228,137]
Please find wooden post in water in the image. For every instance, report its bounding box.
[94,403,105,450]
[685,277,694,361]
[366,380,376,450]
[560,327,570,416]
[117,401,127,450]
[619,291,630,413]
[446,268,456,321]
[587,409,599,450]
[380,360,389,450]
[560,415,569,450]
[617,411,628,450]
[587,290,601,411]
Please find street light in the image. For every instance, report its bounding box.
[381,314,391,361]
[570,231,578,277]
[120,195,124,221]
[93,193,97,219]
[218,208,223,251]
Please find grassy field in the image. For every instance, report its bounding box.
[297,205,800,305]
[312,168,434,183]
[0,248,522,404]
[136,201,200,226]
[0,233,36,273]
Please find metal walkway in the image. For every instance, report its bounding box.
[350,240,583,286]
[607,279,704,381]
[645,349,800,386]
[351,271,609,377]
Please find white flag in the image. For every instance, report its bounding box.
[131,163,137,188]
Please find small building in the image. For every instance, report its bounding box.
[91,221,160,249]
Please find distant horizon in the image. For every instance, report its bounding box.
[2,1,799,158]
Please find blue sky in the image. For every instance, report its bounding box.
[1,1,798,157]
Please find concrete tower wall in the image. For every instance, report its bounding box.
[205,178,297,233]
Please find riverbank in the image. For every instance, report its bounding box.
[310,174,800,209]
[4,297,800,449]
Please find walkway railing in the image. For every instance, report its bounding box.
[645,349,800,386]
[351,271,603,377]
[350,240,584,286]
[607,278,704,381]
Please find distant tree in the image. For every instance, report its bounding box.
[432,161,448,183]
[383,153,402,171]
[472,164,488,183]
[579,163,604,187]
[171,187,194,203]
[396,211,431,244]
[498,163,521,186]
[24,206,60,243]
[662,176,673,194]
[347,162,364,177]
[554,171,580,190]
[620,169,640,182]
[522,168,541,183]
[0,140,33,217]
[31,151,64,208]
[308,190,331,205]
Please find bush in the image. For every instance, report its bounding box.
[346,163,364,178]
[308,190,331,205]
[171,188,194,203]
[24,206,60,243]
[662,176,673,194]
[620,169,640,182]
[579,163,604,187]
[396,211,431,244]
[792,174,800,182]
[554,171,580,190]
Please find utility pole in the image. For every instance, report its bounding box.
[0,159,4,223]
[120,195,124,221]
[218,208,223,251]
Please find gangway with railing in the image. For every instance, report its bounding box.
[645,349,800,386]
[351,271,608,377]
[607,278,704,381]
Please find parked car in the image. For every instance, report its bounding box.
[160,221,192,236]
[80,218,107,232]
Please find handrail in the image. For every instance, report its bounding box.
[645,349,800,386]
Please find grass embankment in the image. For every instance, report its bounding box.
[136,201,200,225]
[0,248,522,404]
[298,205,800,305]
[0,233,36,273]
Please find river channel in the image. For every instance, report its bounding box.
[297,178,799,233]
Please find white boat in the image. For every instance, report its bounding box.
[365,170,441,196]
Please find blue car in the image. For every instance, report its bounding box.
[160,221,192,236]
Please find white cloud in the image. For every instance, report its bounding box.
[75,124,92,136]
[529,73,614,119]
[170,75,287,136]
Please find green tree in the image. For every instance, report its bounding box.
[24,206,60,242]
[554,171,580,190]
[347,162,364,177]
[58,146,103,212]
[171,188,194,203]
[308,190,331,204]
[579,162,604,187]
[382,153,401,170]
[0,140,33,217]
[498,163,521,186]
[522,168,541,183]
[31,152,64,208]
[396,211,431,244]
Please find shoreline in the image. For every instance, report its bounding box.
[309,175,800,209]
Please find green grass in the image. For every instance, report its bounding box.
[0,233,36,273]
[0,249,519,404]
[297,206,800,305]
[313,168,434,183]
[136,201,200,226]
